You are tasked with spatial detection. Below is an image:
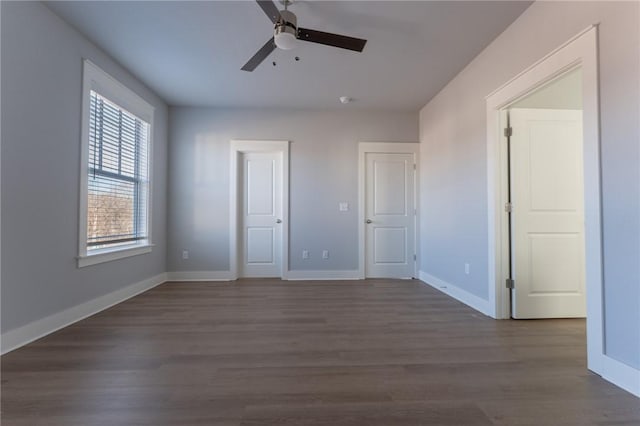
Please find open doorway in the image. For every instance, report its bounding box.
[504,68,586,319]
[485,26,604,374]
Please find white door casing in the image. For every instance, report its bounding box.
[485,26,603,375]
[230,140,289,280]
[509,108,586,318]
[359,143,418,279]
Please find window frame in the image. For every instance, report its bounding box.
[78,60,154,268]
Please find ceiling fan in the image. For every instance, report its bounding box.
[241,0,368,72]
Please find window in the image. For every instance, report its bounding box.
[79,60,154,267]
[87,91,149,249]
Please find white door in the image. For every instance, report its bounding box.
[509,108,585,318]
[240,151,283,277]
[365,152,416,278]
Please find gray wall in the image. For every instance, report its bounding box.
[168,108,418,273]
[1,1,169,332]
[419,1,639,368]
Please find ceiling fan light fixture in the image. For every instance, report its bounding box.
[274,10,297,50]
[274,27,297,50]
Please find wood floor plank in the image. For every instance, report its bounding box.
[2,279,638,426]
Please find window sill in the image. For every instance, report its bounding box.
[77,244,154,268]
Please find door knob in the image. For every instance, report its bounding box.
[276,219,282,224]
[366,219,372,224]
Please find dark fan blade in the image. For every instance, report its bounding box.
[241,37,276,72]
[256,0,280,24]
[297,28,367,52]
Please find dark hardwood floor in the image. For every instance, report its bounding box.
[2,279,638,425]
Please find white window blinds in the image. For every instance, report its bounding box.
[87,90,150,250]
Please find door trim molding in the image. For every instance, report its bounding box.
[230,140,290,280]
[485,27,603,373]
[358,142,420,279]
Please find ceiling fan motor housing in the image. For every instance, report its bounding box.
[274,10,297,50]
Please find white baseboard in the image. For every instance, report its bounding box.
[600,354,640,397]
[419,271,491,316]
[286,270,361,281]
[166,270,362,282]
[166,271,234,281]
[1,272,167,355]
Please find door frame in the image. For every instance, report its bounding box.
[485,26,603,372]
[230,140,290,280]
[358,142,419,279]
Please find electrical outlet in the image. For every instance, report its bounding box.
[322,250,329,259]
[339,202,349,211]
[464,263,470,275]
[182,250,189,260]
[302,250,309,259]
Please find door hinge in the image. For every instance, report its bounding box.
[413,163,416,170]
[506,278,515,289]
[504,127,513,137]
[504,202,513,213]
[413,254,417,261]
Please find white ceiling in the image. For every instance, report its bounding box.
[46,1,532,111]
